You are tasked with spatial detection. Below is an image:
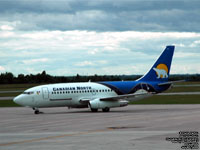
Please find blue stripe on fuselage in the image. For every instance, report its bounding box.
[99,81,170,94]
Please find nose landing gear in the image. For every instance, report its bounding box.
[33,108,43,114]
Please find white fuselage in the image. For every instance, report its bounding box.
[14,82,117,108]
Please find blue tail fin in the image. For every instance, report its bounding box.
[138,45,175,82]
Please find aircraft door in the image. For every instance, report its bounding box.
[42,87,49,100]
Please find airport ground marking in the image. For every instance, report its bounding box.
[0,128,113,146]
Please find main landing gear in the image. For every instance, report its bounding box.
[33,108,43,114]
[88,103,110,112]
[102,107,110,112]
[90,108,98,112]
[90,107,110,112]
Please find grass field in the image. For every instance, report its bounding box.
[165,86,200,92]
[0,82,199,107]
[0,100,21,107]
[0,83,41,91]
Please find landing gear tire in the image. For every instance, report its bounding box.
[90,108,98,112]
[33,108,43,114]
[34,110,40,114]
[102,107,110,112]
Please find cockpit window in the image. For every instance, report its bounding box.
[23,91,34,95]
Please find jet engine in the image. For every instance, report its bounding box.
[89,98,128,109]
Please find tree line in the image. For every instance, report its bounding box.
[0,71,199,84]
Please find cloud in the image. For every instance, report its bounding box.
[22,58,49,65]
[75,60,107,67]
[174,52,200,58]
[0,66,5,72]
[0,29,200,75]
[171,63,200,74]
[0,1,200,75]
[0,25,13,31]
[75,61,94,67]
[0,0,200,32]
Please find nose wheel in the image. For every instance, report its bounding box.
[33,108,43,114]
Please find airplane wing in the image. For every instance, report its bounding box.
[79,91,152,103]
[100,92,151,101]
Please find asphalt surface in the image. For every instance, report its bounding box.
[0,97,15,100]
[0,90,23,93]
[158,92,200,95]
[0,105,200,150]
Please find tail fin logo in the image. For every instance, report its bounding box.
[153,64,168,79]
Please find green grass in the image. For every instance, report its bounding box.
[130,95,200,104]
[0,84,42,91]
[0,83,41,97]
[0,92,21,97]
[175,81,200,85]
[0,100,21,107]
[165,86,200,92]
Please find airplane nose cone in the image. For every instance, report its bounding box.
[13,94,33,107]
[13,96,20,105]
[13,95,24,106]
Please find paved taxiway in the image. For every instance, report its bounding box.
[0,105,200,150]
[0,97,15,100]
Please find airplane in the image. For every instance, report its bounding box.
[14,45,178,114]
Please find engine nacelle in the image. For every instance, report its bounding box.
[89,99,128,109]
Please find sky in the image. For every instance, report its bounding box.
[0,0,200,76]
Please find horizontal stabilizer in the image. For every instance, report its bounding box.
[158,80,185,86]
